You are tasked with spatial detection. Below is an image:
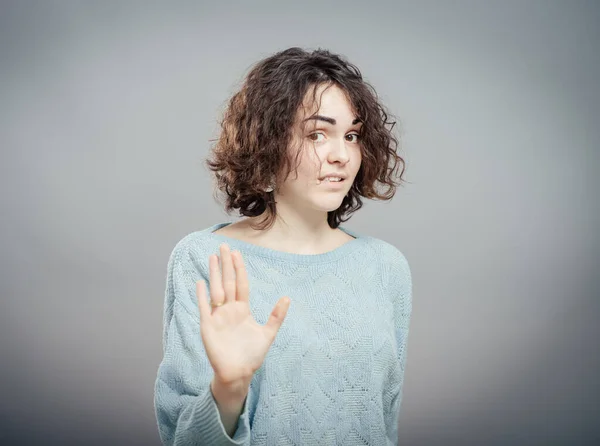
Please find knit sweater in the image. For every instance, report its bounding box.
[154,222,412,446]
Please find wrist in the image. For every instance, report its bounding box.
[211,377,250,407]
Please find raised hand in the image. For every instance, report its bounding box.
[197,243,291,387]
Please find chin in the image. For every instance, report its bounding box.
[314,198,346,212]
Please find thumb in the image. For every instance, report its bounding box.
[263,296,291,339]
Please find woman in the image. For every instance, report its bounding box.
[154,47,412,445]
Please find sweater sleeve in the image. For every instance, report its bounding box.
[154,241,252,446]
[385,248,413,445]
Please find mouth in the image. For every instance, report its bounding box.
[318,177,346,188]
[319,175,347,183]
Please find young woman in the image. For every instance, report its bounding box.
[154,47,413,446]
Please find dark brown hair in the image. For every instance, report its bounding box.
[205,47,406,230]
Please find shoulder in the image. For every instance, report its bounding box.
[166,227,218,270]
[361,235,410,272]
[359,236,411,298]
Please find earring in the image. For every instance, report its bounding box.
[264,177,275,193]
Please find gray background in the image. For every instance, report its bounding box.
[1,1,598,445]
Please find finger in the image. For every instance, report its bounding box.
[196,280,211,324]
[209,254,224,308]
[232,250,249,303]
[264,296,291,340]
[219,244,236,304]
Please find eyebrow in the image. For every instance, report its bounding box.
[304,115,362,126]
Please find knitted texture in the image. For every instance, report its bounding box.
[154,222,412,446]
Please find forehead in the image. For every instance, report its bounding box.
[297,83,357,120]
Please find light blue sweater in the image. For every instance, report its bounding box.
[154,222,412,445]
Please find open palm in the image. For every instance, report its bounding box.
[196,244,290,385]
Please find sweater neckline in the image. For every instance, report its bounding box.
[205,222,365,264]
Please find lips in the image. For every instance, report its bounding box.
[319,174,347,181]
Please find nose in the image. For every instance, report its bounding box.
[326,136,350,164]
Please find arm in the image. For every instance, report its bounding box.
[385,249,413,445]
[211,378,252,437]
[154,243,252,446]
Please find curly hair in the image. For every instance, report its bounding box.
[205,47,406,230]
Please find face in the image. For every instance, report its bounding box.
[276,83,363,213]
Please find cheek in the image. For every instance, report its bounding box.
[284,161,319,189]
[299,165,319,184]
[352,147,363,170]
[299,152,322,175]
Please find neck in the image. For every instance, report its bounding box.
[244,200,338,254]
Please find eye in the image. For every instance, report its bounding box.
[345,133,360,143]
[308,132,326,143]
